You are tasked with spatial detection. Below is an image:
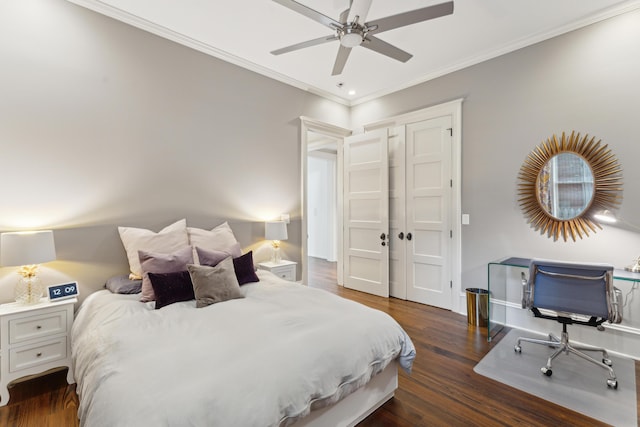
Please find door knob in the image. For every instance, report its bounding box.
[406,232,412,241]
[398,232,404,240]
[380,233,386,240]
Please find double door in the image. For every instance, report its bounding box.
[343,116,453,309]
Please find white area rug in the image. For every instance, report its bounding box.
[474,329,637,426]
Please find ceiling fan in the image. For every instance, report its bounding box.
[271,0,454,75]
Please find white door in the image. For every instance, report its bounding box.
[388,126,406,299]
[343,129,389,297]
[405,116,453,309]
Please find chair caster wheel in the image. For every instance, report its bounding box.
[541,367,552,376]
[514,345,521,353]
[607,379,618,389]
[603,358,612,367]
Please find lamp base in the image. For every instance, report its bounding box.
[271,247,282,264]
[15,277,44,305]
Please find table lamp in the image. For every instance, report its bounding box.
[265,221,288,264]
[0,230,56,304]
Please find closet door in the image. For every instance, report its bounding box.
[405,116,453,309]
[388,127,407,299]
[343,130,389,297]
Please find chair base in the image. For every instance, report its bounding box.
[514,330,618,389]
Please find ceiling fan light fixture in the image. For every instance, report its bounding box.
[339,27,364,48]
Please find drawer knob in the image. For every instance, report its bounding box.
[36,325,42,330]
[36,352,42,358]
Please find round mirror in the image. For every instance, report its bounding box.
[518,131,623,241]
[536,153,594,220]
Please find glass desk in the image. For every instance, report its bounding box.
[487,257,640,342]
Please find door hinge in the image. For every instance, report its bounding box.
[450,230,453,238]
[447,127,452,136]
[450,280,453,288]
[450,179,453,188]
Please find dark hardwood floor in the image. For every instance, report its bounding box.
[1,258,637,426]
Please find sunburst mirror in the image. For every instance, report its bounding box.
[518,131,623,242]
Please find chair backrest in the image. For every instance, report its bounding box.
[525,259,620,323]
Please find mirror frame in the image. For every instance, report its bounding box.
[518,131,623,241]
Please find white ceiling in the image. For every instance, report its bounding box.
[68,0,640,105]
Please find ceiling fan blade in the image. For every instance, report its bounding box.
[366,1,453,34]
[272,0,342,30]
[347,0,372,24]
[331,45,352,75]
[362,35,412,62]
[271,35,338,55]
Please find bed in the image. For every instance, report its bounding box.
[72,270,415,426]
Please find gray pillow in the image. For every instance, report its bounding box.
[105,274,142,294]
[187,257,244,308]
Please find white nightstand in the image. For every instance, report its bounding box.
[0,298,76,406]
[258,260,297,282]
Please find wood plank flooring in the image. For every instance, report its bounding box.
[1,257,637,426]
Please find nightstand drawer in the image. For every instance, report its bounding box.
[9,310,68,345]
[270,266,295,281]
[9,337,67,373]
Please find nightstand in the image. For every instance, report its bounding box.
[258,260,297,281]
[0,298,76,406]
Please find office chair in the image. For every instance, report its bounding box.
[514,259,622,389]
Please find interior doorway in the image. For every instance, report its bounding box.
[300,117,351,287]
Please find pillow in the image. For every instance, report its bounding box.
[118,219,189,279]
[148,270,194,309]
[139,245,194,302]
[187,222,240,254]
[233,251,259,285]
[195,243,242,267]
[105,274,142,294]
[187,258,244,308]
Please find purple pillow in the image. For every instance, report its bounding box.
[148,270,194,309]
[138,245,194,302]
[233,251,259,285]
[195,243,241,266]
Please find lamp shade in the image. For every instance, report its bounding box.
[0,230,56,267]
[265,221,288,241]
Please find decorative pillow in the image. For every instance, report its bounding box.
[195,243,242,267]
[118,219,189,279]
[187,258,244,308]
[233,251,259,285]
[187,222,240,254]
[148,270,194,309]
[105,274,142,294]
[138,245,194,302]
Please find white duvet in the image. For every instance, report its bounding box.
[72,271,415,427]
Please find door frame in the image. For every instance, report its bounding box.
[362,99,463,313]
[300,117,352,286]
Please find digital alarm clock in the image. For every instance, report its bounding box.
[47,282,79,301]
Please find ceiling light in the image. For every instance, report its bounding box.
[339,27,364,48]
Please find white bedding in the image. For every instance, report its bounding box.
[72,271,415,427]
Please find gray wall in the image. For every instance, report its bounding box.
[351,10,640,297]
[0,0,349,302]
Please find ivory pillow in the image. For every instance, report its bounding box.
[187,258,244,308]
[187,222,239,254]
[118,219,188,279]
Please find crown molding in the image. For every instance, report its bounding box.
[67,0,640,107]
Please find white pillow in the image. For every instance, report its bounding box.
[118,219,189,279]
[187,222,240,253]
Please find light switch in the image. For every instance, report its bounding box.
[462,214,470,225]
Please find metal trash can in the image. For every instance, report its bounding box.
[466,288,489,326]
